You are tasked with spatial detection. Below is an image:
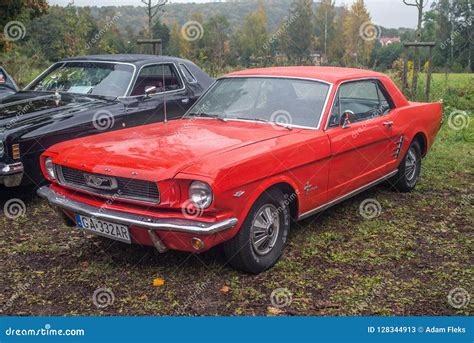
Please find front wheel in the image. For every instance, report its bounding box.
[389,140,422,192]
[223,188,290,274]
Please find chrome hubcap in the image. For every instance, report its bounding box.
[405,147,418,183]
[251,204,280,256]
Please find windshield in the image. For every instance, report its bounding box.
[27,62,135,97]
[187,77,331,128]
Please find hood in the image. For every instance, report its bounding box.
[50,119,295,181]
[0,91,111,131]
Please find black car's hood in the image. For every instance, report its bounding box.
[0,91,114,131]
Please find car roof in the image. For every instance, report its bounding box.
[226,66,387,84]
[61,54,192,67]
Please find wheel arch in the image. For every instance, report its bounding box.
[412,132,428,157]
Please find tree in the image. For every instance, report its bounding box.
[328,7,348,66]
[343,0,374,66]
[314,0,336,61]
[167,22,188,57]
[233,1,269,67]
[282,0,315,64]
[141,0,167,39]
[202,15,230,75]
[402,0,426,96]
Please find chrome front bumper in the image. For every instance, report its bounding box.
[0,162,24,187]
[37,186,238,235]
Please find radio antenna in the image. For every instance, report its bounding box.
[162,64,167,123]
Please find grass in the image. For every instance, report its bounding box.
[0,74,472,316]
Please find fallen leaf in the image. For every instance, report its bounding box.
[80,261,89,269]
[153,278,165,287]
[220,285,231,294]
[267,306,284,315]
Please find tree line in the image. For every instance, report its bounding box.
[0,0,471,84]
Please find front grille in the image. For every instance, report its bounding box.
[57,165,160,204]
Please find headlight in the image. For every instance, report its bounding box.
[44,157,56,180]
[0,141,4,158]
[189,181,213,209]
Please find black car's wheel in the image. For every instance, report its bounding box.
[223,188,290,274]
[389,140,422,192]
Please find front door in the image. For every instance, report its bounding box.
[325,79,399,200]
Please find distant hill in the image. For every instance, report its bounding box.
[88,0,325,35]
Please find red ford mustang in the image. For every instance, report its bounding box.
[38,67,443,273]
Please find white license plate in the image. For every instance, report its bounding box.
[75,214,131,244]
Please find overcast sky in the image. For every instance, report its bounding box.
[47,0,436,29]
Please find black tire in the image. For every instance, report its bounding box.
[223,188,291,274]
[389,140,422,192]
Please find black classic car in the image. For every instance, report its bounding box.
[0,54,214,187]
[0,67,18,99]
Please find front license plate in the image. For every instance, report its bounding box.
[75,214,131,244]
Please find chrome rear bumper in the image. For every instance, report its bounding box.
[37,186,238,235]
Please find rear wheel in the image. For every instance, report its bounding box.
[389,140,422,192]
[223,188,290,274]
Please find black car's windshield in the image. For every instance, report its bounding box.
[187,77,330,128]
[26,62,134,97]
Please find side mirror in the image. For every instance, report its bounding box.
[144,86,157,97]
[341,110,355,129]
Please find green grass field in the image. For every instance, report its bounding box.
[0,73,472,316]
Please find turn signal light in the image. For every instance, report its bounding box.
[191,237,205,251]
[12,144,20,159]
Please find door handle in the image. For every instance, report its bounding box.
[383,121,394,128]
[181,98,190,105]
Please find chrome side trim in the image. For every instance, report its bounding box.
[37,186,238,235]
[298,170,398,220]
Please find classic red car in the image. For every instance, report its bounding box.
[37,67,443,273]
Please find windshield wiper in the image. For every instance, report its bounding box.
[234,117,293,130]
[188,113,227,121]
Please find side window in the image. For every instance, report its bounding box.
[179,63,197,83]
[328,80,391,127]
[131,64,182,96]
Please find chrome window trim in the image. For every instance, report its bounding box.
[24,60,138,97]
[127,62,186,99]
[324,77,394,131]
[184,76,333,131]
[178,63,198,84]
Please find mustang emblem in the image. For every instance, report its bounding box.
[83,173,118,190]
